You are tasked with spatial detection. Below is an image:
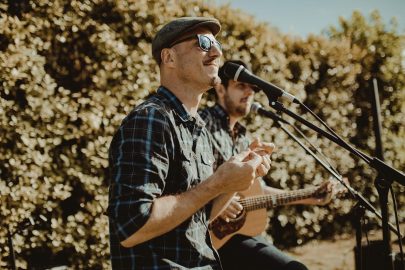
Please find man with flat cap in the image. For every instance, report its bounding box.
[107,17,275,269]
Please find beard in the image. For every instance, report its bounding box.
[223,94,250,117]
[210,75,221,87]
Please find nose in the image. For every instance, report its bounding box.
[209,42,222,58]
[245,86,254,96]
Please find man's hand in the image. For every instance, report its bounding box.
[213,150,262,193]
[219,194,243,222]
[313,177,349,205]
[248,138,275,177]
[248,137,275,156]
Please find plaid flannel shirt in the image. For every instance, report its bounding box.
[108,87,220,269]
[199,104,250,170]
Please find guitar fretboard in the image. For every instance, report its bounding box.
[239,187,318,211]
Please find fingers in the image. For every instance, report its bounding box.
[245,151,262,169]
[228,200,243,213]
[231,149,252,162]
[326,178,348,196]
[257,142,276,155]
[256,164,267,178]
[223,201,243,217]
[222,150,270,193]
[242,150,272,178]
[327,181,335,193]
[221,198,243,221]
[262,155,271,168]
[249,138,276,156]
[315,176,351,205]
[248,137,261,150]
[256,155,272,177]
[321,179,333,191]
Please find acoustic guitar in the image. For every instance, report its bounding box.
[209,179,341,249]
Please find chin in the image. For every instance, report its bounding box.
[207,75,221,87]
[206,65,219,75]
[235,107,248,117]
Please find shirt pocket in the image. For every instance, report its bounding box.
[177,148,196,191]
[198,151,215,180]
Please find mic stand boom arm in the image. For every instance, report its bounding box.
[266,101,402,237]
[269,101,405,186]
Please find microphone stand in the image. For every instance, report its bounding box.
[5,214,48,269]
[370,78,402,270]
[265,114,344,185]
[7,226,16,270]
[260,107,394,270]
[266,100,403,241]
[268,100,405,186]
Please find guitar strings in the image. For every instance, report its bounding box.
[239,187,318,210]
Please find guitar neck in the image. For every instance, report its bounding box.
[240,187,318,212]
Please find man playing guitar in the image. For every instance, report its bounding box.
[200,60,347,270]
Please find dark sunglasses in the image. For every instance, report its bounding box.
[170,34,222,52]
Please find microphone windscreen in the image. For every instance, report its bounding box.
[250,102,261,114]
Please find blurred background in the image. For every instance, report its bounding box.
[215,0,405,37]
[0,0,404,269]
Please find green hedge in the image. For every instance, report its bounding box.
[0,0,404,268]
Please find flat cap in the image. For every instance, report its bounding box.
[152,17,221,64]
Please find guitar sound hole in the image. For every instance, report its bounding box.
[210,210,247,239]
[229,209,245,222]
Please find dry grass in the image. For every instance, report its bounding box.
[284,224,405,270]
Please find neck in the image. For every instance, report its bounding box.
[228,115,240,131]
[217,102,241,131]
[161,77,206,117]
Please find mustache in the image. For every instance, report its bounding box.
[240,97,252,103]
[203,56,219,66]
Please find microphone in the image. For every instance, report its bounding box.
[250,102,289,124]
[223,62,298,103]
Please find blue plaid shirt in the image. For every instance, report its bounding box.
[199,104,250,170]
[108,87,220,269]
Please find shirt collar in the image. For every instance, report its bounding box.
[157,86,206,127]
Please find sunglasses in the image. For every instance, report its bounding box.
[170,34,222,52]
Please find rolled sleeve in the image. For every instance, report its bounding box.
[108,106,171,241]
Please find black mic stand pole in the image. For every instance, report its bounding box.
[7,226,16,270]
[371,78,394,269]
[353,201,366,270]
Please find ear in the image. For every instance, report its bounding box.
[161,48,176,67]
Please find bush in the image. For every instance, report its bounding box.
[1,0,404,268]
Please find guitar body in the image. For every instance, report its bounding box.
[210,179,267,249]
[209,177,345,249]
